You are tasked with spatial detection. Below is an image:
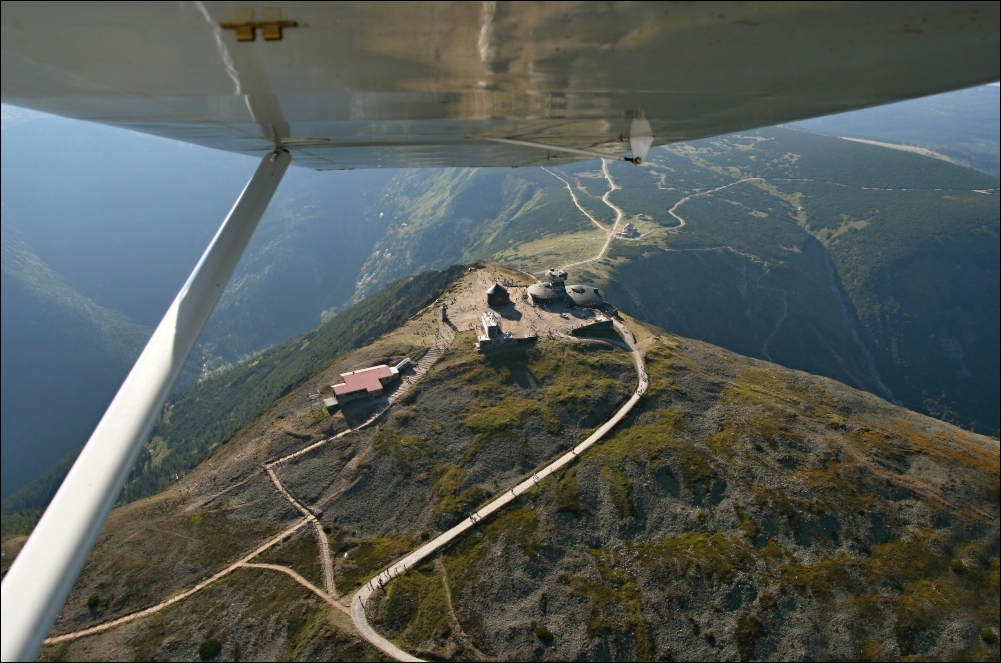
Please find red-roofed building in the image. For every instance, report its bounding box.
[328,359,409,405]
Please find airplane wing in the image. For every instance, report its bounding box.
[3,1,998,169]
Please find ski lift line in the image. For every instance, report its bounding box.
[1,150,292,663]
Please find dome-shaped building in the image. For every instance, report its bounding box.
[566,284,603,308]
[486,283,510,307]
[546,267,568,282]
[527,281,565,304]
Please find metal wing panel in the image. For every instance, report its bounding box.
[2,1,998,169]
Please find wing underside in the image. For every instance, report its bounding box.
[3,2,998,169]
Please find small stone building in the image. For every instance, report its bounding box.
[546,267,568,281]
[616,223,640,238]
[486,283,510,307]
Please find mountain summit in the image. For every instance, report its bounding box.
[9,265,996,662]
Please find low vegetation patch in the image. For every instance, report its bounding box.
[376,567,451,649]
[462,396,561,443]
[639,533,754,585]
[256,533,322,588]
[373,427,436,476]
[338,533,417,592]
[567,548,655,660]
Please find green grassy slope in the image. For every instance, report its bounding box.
[350,168,593,302]
[314,128,998,434]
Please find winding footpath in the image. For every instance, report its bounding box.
[666,177,764,229]
[543,160,628,272]
[43,322,459,648]
[264,467,337,597]
[240,563,348,615]
[350,320,648,662]
[541,167,609,232]
[266,325,454,469]
[43,520,311,646]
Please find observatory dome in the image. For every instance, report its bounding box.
[527,281,565,304]
[566,284,603,308]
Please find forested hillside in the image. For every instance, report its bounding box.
[600,129,999,434]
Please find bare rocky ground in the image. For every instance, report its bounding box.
[9,265,997,661]
[21,266,636,661]
[278,331,635,550]
[372,321,1000,661]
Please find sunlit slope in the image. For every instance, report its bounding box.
[371,321,1000,662]
[19,268,641,661]
[119,266,467,505]
[16,293,996,662]
[0,222,150,500]
[348,168,596,305]
[191,168,398,377]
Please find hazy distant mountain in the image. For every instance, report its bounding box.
[1,109,395,500]
[0,107,397,382]
[792,84,1000,176]
[191,167,396,378]
[1,220,150,497]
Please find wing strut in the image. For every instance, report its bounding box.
[0,150,291,662]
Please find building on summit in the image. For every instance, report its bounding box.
[486,283,510,307]
[477,309,536,351]
[546,267,568,281]
[616,222,640,238]
[477,310,502,350]
[326,358,410,407]
[567,284,604,308]
[481,310,501,336]
[527,281,565,304]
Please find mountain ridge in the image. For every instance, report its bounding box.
[9,264,996,662]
